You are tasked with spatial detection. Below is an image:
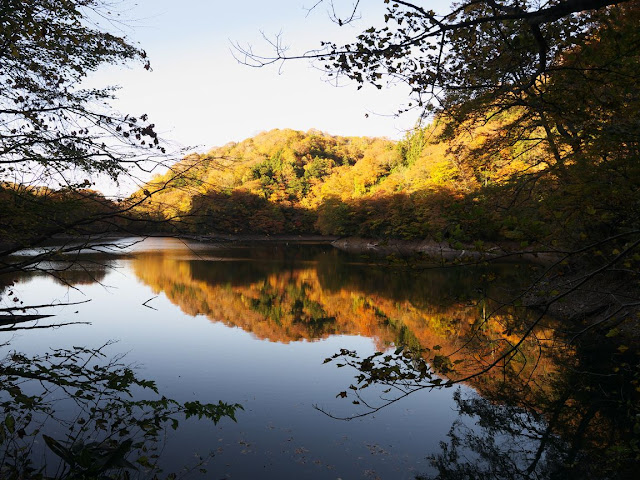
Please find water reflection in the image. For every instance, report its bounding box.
[2,238,637,479]
[132,244,535,344]
[131,244,557,392]
[127,241,637,478]
[0,343,240,479]
[422,331,639,479]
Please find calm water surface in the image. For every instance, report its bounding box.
[5,237,543,479]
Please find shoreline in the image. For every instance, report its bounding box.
[329,237,558,264]
[180,233,340,245]
[47,232,560,264]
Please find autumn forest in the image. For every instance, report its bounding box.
[1,0,639,479]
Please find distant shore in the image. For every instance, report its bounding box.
[180,233,340,244]
[41,232,558,263]
[178,233,558,264]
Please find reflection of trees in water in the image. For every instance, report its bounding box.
[130,248,640,477]
[35,246,635,477]
[2,257,111,298]
[131,250,543,358]
[320,326,637,479]
[0,342,241,479]
[423,335,639,480]
[1,260,109,327]
[131,250,557,403]
[29,262,109,286]
[426,389,563,480]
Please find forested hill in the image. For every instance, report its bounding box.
[133,124,523,241]
[134,128,400,235]
[134,108,637,248]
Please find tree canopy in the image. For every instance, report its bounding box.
[0,0,163,184]
[238,0,639,187]
[0,0,173,274]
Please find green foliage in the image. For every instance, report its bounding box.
[397,127,426,168]
[214,0,640,247]
[48,0,633,263]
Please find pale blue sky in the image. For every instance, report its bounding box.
[88,0,450,154]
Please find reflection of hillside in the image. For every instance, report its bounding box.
[132,250,557,387]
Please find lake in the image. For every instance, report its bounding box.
[1,237,633,479]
